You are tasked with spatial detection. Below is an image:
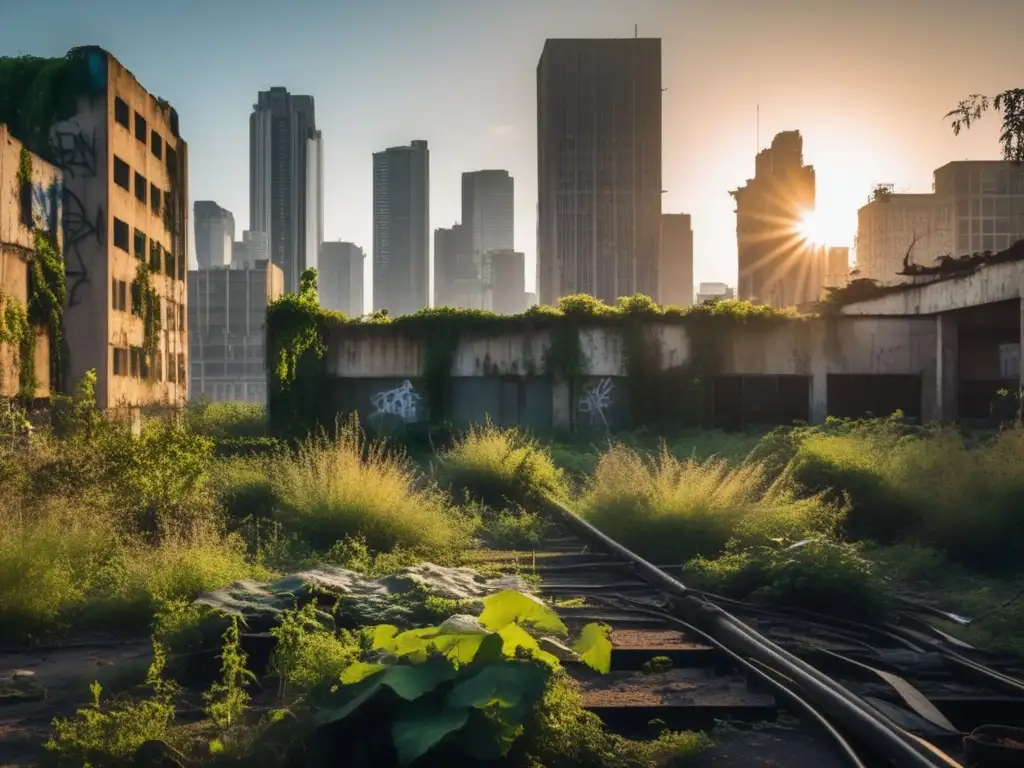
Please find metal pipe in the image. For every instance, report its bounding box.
[539,494,956,768]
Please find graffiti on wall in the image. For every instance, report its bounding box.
[53,126,104,307]
[578,377,614,430]
[52,129,97,179]
[370,380,423,423]
[31,182,62,236]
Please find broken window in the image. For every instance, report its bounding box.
[113,156,130,190]
[115,97,130,128]
[150,185,161,215]
[113,219,130,252]
[134,112,147,143]
[151,130,163,160]
[134,228,146,260]
[135,172,147,204]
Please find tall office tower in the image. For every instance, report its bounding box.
[660,213,694,307]
[194,201,235,269]
[434,224,464,308]
[488,250,527,314]
[731,131,821,307]
[537,38,662,305]
[306,130,324,275]
[250,87,319,294]
[232,230,270,270]
[373,140,429,316]
[463,170,514,308]
[319,241,365,316]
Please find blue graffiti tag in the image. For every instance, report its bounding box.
[31,182,62,236]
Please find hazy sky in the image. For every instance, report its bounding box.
[3,0,1020,301]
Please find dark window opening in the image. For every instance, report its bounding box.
[133,228,146,260]
[113,218,130,252]
[151,130,163,160]
[178,305,185,331]
[176,251,185,281]
[130,347,141,377]
[134,172,147,204]
[113,347,127,376]
[119,280,127,311]
[827,374,922,421]
[150,241,162,273]
[150,185,161,215]
[712,375,810,430]
[167,350,177,383]
[134,112,147,143]
[154,351,163,381]
[114,97,130,128]
[164,248,174,276]
[960,379,1018,420]
[113,156,130,190]
[131,281,142,316]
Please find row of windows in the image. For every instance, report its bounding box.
[112,346,185,383]
[111,278,186,330]
[111,217,185,282]
[113,155,163,215]
[114,97,164,160]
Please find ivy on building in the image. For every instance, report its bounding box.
[266,268,346,438]
[267,282,799,437]
[0,47,106,163]
[132,262,161,367]
[0,294,33,397]
[28,229,67,394]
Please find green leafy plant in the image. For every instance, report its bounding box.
[309,589,612,765]
[204,618,257,730]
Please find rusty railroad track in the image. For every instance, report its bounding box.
[475,496,1024,767]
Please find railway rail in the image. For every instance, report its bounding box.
[479,494,1024,767]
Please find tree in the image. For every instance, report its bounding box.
[946,89,1024,162]
[299,267,318,302]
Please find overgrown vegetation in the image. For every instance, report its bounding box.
[266,289,797,439]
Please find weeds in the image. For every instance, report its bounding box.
[436,421,570,508]
[270,419,474,558]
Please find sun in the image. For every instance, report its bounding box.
[797,210,830,246]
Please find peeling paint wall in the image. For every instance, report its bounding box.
[322,316,937,429]
[0,127,62,398]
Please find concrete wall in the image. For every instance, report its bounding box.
[322,315,936,429]
[0,126,61,398]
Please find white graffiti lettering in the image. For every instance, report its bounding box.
[579,377,614,429]
[370,380,422,423]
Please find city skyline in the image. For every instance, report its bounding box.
[5,0,1015,306]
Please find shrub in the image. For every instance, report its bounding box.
[0,496,262,637]
[786,419,1024,568]
[578,444,840,565]
[435,422,570,508]
[271,419,474,557]
[186,400,268,439]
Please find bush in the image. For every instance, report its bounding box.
[186,401,268,439]
[578,444,840,565]
[0,496,263,637]
[435,422,570,508]
[787,419,1024,568]
[270,419,474,557]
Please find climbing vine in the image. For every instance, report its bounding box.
[132,262,161,363]
[266,293,799,436]
[266,269,344,438]
[0,294,33,397]
[0,47,106,163]
[29,229,66,391]
[16,146,31,188]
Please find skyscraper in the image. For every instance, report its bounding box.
[250,87,322,294]
[463,170,514,308]
[373,140,429,316]
[434,224,465,308]
[660,213,694,307]
[537,38,662,305]
[194,201,235,269]
[731,131,820,307]
[319,241,365,316]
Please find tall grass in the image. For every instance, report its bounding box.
[578,444,841,564]
[435,421,570,508]
[270,419,474,557]
[786,419,1024,567]
[0,496,261,637]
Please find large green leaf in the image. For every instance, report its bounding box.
[314,659,456,727]
[447,662,549,711]
[457,711,526,760]
[381,658,457,701]
[573,622,613,674]
[479,590,567,635]
[498,623,560,667]
[340,661,386,684]
[392,704,469,766]
[371,624,399,649]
